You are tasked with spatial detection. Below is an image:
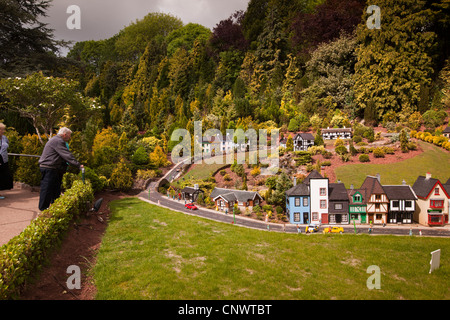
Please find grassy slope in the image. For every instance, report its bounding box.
[93,198,450,300]
[335,141,450,188]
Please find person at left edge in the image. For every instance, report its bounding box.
[38,127,84,211]
[0,122,14,199]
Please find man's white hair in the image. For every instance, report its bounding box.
[57,127,72,135]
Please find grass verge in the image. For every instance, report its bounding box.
[335,141,450,188]
[93,197,450,300]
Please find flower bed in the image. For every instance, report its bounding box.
[0,180,94,299]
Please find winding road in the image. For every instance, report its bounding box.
[138,160,450,237]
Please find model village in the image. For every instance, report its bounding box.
[166,125,450,231]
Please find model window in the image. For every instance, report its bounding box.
[334,203,343,210]
[392,201,399,208]
[295,197,300,206]
[294,213,300,222]
[435,188,440,195]
[430,200,444,208]
[354,194,361,202]
[303,197,308,206]
[312,212,318,220]
[375,194,381,200]
[405,201,412,208]
[320,200,327,209]
[320,188,326,196]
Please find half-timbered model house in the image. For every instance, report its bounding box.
[321,127,352,140]
[210,188,263,213]
[293,132,315,151]
[412,173,450,226]
[347,186,367,224]
[383,183,417,224]
[328,182,349,224]
[360,175,389,225]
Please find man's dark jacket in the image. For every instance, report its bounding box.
[39,135,81,171]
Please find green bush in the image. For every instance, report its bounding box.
[335,145,348,155]
[131,146,149,165]
[0,180,94,299]
[359,154,370,162]
[110,159,133,191]
[373,147,385,158]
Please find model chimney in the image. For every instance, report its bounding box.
[350,184,354,190]
[293,177,297,186]
[426,172,431,180]
[376,173,380,182]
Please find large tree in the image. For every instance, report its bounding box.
[0,0,60,77]
[353,0,439,120]
[0,72,94,143]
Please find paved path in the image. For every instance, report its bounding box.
[0,187,40,246]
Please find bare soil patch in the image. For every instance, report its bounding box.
[20,190,130,300]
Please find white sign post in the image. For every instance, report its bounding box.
[429,249,441,274]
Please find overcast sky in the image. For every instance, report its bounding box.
[42,0,250,55]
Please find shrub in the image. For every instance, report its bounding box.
[322,151,333,159]
[219,169,226,176]
[223,174,231,181]
[110,158,133,191]
[335,145,348,155]
[407,142,417,151]
[340,154,351,162]
[131,146,149,165]
[15,134,46,186]
[359,154,370,162]
[373,147,385,158]
[250,166,261,177]
[0,180,94,299]
[353,135,362,143]
[334,138,344,147]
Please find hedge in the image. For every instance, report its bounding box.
[0,180,94,299]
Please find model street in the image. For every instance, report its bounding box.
[140,187,450,237]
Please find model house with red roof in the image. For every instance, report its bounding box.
[412,173,450,226]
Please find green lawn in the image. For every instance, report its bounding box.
[335,141,450,188]
[93,197,450,300]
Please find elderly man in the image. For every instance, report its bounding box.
[38,127,84,211]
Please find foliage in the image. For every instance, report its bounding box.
[358,154,370,162]
[109,159,133,191]
[149,145,170,168]
[132,146,149,165]
[15,134,47,186]
[0,72,96,143]
[0,0,60,77]
[114,12,183,61]
[353,0,438,118]
[0,180,93,299]
[286,136,294,152]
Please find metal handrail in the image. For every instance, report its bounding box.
[7,153,41,158]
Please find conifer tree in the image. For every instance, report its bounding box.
[353,0,437,119]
